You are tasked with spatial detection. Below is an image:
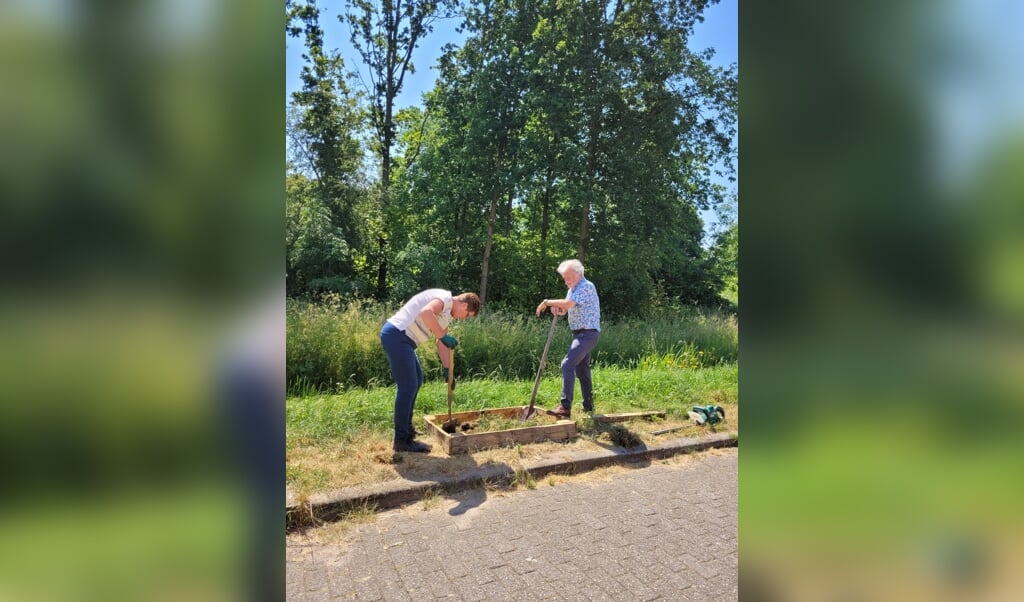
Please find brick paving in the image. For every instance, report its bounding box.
[287,448,737,601]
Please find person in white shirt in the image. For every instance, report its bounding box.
[381,289,480,452]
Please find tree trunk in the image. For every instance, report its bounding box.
[479,190,499,307]
[480,145,508,307]
[376,105,393,298]
[504,188,514,237]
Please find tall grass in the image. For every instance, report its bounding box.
[287,297,737,394]
[286,296,393,393]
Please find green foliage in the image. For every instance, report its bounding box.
[394,0,737,314]
[286,298,737,393]
[287,173,358,294]
[286,0,738,312]
[390,242,450,302]
[286,2,367,298]
[709,220,738,308]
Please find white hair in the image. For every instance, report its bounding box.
[557,259,584,277]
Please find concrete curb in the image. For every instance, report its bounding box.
[286,432,737,530]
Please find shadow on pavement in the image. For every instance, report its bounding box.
[446,488,487,516]
[392,452,511,516]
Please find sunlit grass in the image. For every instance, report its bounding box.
[286,362,737,498]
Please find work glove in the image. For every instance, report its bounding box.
[439,334,459,349]
[442,367,456,390]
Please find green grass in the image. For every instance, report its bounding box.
[287,300,738,497]
[287,297,737,393]
[286,362,737,447]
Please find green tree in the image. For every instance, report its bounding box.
[431,0,542,307]
[286,1,367,296]
[345,0,459,297]
[708,219,738,307]
[422,0,737,315]
[286,169,360,294]
[577,0,736,314]
[286,0,737,315]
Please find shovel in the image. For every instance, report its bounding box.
[521,313,559,420]
[441,346,459,433]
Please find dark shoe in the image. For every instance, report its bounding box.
[582,402,594,413]
[393,438,432,453]
[547,405,571,419]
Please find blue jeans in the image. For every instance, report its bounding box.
[380,322,425,441]
[560,329,600,410]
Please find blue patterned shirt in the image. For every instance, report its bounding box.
[566,277,601,332]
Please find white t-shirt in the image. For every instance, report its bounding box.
[386,289,452,346]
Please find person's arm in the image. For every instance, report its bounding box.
[435,340,452,369]
[417,298,448,339]
[419,298,455,368]
[535,297,576,316]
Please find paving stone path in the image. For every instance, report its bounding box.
[287,448,737,601]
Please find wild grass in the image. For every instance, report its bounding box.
[287,297,736,393]
[420,487,442,510]
[511,467,537,490]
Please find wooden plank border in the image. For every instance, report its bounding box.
[424,407,577,455]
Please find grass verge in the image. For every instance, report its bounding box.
[287,362,737,500]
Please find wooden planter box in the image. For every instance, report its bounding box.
[423,406,577,455]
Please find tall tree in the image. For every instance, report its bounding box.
[383,0,738,315]
[286,1,366,295]
[437,0,537,306]
[345,0,458,297]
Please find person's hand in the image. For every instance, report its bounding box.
[535,300,548,317]
[440,334,459,349]
[442,367,455,390]
[552,306,566,316]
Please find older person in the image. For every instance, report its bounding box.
[382,289,480,452]
[535,259,601,418]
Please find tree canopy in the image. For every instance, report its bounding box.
[286,0,737,317]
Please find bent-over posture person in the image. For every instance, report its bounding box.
[381,289,480,452]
